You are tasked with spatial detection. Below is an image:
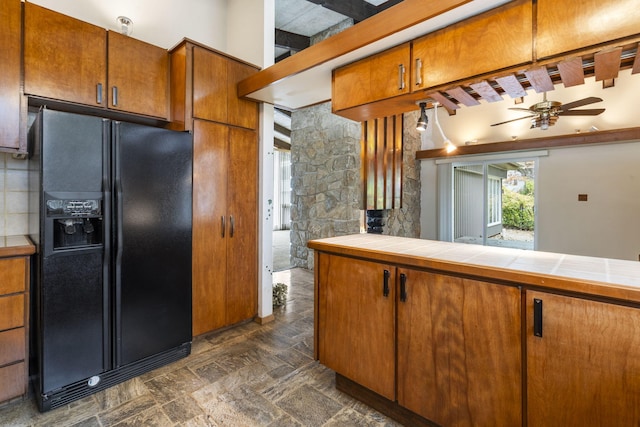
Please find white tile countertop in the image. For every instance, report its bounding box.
[308,234,640,304]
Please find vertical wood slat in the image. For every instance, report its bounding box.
[594,47,622,81]
[361,115,403,210]
[393,115,403,209]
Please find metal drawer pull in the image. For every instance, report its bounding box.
[97,83,103,104]
[383,269,390,297]
[112,86,118,106]
[415,58,423,86]
[398,64,406,90]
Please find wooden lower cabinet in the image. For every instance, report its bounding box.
[397,268,522,426]
[192,119,257,336]
[317,254,396,400]
[0,256,30,404]
[526,290,640,426]
[316,255,522,425]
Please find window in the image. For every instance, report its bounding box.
[437,152,542,250]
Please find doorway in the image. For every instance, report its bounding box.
[451,159,536,250]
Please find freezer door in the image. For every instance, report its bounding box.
[40,250,106,393]
[113,122,192,367]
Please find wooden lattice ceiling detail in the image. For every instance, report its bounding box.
[423,42,640,113]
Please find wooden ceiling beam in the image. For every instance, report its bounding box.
[238,0,471,98]
[275,29,310,52]
[308,0,378,22]
[416,127,640,160]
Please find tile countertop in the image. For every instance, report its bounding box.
[0,235,36,258]
[308,234,640,304]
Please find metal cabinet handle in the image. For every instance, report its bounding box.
[112,86,118,106]
[398,64,406,90]
[383,269,390,297]
[221,216,225,238]
[400,273,407,302]
[415,58,423,86]
[230,215,235,237]
[533,298,543,337]
[97,83,103,104]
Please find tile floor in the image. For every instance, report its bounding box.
[0,268,401,427]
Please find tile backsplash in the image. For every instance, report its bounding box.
[0,152,29,236]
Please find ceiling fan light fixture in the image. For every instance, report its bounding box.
[416,102,428,132]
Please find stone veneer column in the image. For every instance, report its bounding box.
[290,103,362,269]
[290,107,422,270]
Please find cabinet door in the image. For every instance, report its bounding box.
[333,43,410,112]
[412,0,532,90]
[108,31,169,119]
[537,0,640,59]
[227,61,259,130]
[317,255,395,400]
[225,127,258,325]
[24,3,106,107]
[369,43,410,101]
[192,120,229,336]
[527,291,640,426]
[397,269,521,426]
[193,46,227,124]
[0,0,21,150]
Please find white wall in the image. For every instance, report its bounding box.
[420,139,640,261]
[28,0,228,50]
[537,141,640,261]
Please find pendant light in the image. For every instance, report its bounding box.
[433,102,456,153]
[416,102,429,132]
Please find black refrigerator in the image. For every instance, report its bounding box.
[29,109,193,411]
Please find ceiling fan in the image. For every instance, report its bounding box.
[490,93,605,130]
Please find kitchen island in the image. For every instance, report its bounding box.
[309,234,640,426]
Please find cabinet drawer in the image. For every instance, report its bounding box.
[0,362,26,403]
[0,295,24,330]
[0,328,25,367]
[0,258,26,295]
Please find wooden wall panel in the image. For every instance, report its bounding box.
[361,115,403,210]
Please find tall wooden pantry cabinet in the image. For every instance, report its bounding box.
[169,40,259,336]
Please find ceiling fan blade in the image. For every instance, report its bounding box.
[507,107,533,112]
[557,108,606,116]
[491,115,536,126]
[560,97,603,111]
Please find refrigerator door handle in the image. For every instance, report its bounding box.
[113,122,124,365]
[221,216,225,238]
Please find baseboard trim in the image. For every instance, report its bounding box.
[335,373,437,427]
[255,314,275,325]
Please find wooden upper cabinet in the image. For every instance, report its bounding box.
[537,0,640,59]
[108,31,169,119]
[397,269,522,426]
[0,0,21,151]
[24,2,107,107]
[526,290,640,425]
[333,43,410,112]
[412,0,532,90]
[193,45,259,129]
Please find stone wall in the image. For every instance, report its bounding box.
[290,107,422,270]
[290,103,362,269]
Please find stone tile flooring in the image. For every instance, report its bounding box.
[0,268,401,427]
